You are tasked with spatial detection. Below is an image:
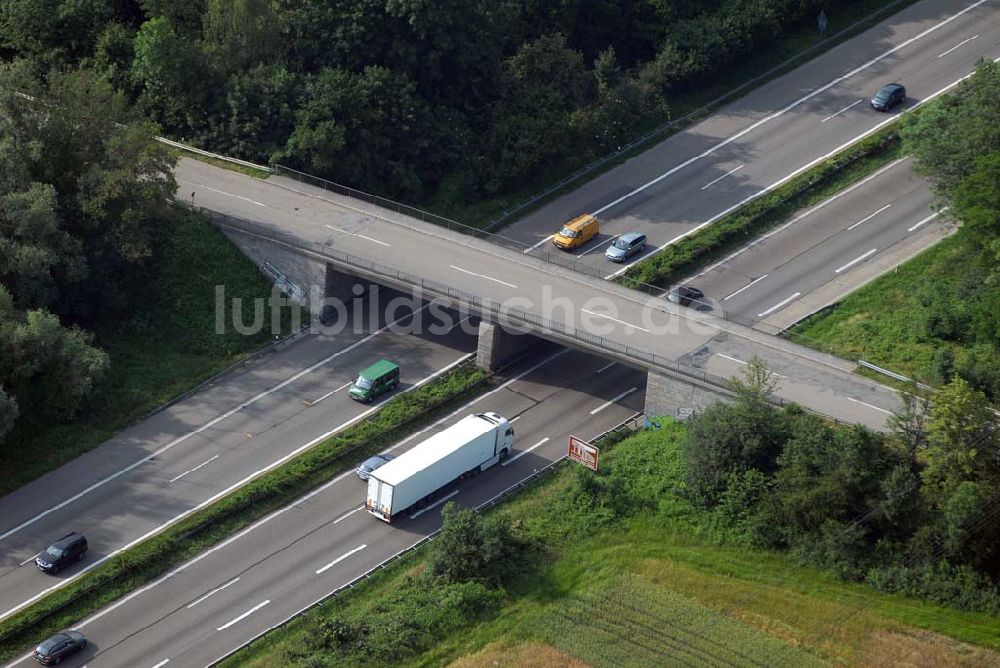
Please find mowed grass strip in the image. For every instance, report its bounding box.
[0,363,490,663]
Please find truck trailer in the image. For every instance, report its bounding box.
[365,412,515,522]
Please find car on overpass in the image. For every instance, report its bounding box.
[553,214,599,250]
[605,232,647,262]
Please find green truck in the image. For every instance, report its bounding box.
[348,359,400,403]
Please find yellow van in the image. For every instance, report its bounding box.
[553,214,599,251]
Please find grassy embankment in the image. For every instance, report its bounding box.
[0,209,301,496]
[226,422,1000,668]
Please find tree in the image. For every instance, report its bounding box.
[427,503,529,586]
[0,387,18,443]
[889,387,931,467]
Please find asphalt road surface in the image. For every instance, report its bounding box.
[0,296,478,621]
[509,0,998,277]
[689,157,947,323]
[5,348,645,668]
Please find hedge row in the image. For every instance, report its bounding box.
[0,363,489,662]
[619,129,902,291]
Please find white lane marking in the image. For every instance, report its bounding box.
[757,292,802,318]
[907,210,943,232]
[310,390,335,405]
[168,455,220,484]
[503,438,550,466]
[186,578,240,609]
[938,34,978,58]
[410,490,460,519]
[333,506,365,524]
[316,544,367,575]
[576,236,616,257]
[593,0,990,219]
[356,234,391,247]
[580,309,650,332]
[0,349,471,625]
[847,397,893,415]
[216,600,270,631]
[385,349,570,456]
[700,164,743,190]
[847,204,891,230]
[510,416,521,422]
[526,235,554,252]
[323,224,390,247]
[450,265,517,289]
[820,98,864,123]
[724,274,768,301]
[717,353,788,378]
[201,184,265,207]
[18,554,38,567]
[590,387,639,415]
[151,660,170,668]
[0,305,431,545]
[686,158,908,281]
[834,248,878,274]
[596,362,616,374]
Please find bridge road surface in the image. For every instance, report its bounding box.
[0,295,479,620]
[690,157,948,325]
[507,0,999,276]
[176,157,903,430]
[3,348,645,668]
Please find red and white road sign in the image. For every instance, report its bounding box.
[568,435,599,471]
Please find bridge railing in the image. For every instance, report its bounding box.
[205,210,787,407]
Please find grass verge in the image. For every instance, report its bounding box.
[0,360,490,663]
[168,147,272,179]
[618,129,902,292]
[223,422,1000,668]
[433,0,918,227]
[0,209,302,496]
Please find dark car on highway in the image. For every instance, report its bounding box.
[33,630,86,665]
[870,83,906,111]
[667,285,705,308]
[35,532,87,575]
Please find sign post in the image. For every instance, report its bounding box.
[568,435,599,471]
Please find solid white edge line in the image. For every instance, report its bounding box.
[589,387,639,415]
[410,490,460,519]
[216,600,270,631]
[723,274,769,301]
[700,164,743,190]
[580,308,650,333]
[847,203,892,230]
[503,437,550,466]
[0,348,472,624]
[316,544,367,575]
[168,454,220,484]
[937,34,978,58]
[757,292,802,318]
[0,304,433,545]
[834,248,878,274]
[820,98,864,122]
[847,397,894,415]
[186,578,240,609]
[907,210,942,232]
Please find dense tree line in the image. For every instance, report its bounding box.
[681,360,1000,611]
[901,61,1000,400]
[3,0,867,206]
[0,63,176,446]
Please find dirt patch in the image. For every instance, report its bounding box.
[448,641,590,668]
[859,629,1000,668]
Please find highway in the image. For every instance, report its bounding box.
[4,348,645,667]
[508,0,998,277]
[689,157,950,329]
[0,297,478,620]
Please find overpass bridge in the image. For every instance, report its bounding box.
[178,158,901,430]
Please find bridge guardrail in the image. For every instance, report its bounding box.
[206,412,645,667]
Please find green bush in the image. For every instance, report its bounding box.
[865,562,1000,613]
[428,503,532,586]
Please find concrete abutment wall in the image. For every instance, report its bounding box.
[476,321,542,371]
[644,369,731,421]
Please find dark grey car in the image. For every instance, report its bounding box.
[34,630,86,665]
[35,533,87,575]
[871,83,906,111]
[666,285,705,307]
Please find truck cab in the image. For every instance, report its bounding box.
[476,412,514,461]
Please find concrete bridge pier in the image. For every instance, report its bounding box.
[476,321,542,371]
[644,369,730,421]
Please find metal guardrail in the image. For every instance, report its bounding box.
[207,412,645,667]
[157,136,272,173]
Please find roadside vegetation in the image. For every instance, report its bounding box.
[792,61,1000,402]
[0,362,490,663]
[226,364,1000,668]
[1,0,911,225]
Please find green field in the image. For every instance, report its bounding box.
[0,210,301,496]
[227,425,1000,668]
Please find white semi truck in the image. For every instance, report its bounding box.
[365,412,515,522]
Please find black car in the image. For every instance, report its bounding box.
[33,630,86,665]
[870,83,906,111]
[666,285,705,307]
[35,532,87,574]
